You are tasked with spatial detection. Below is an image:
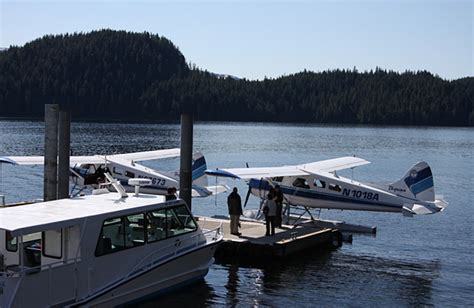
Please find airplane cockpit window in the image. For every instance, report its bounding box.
[292,178,310,189]
[313,179,326,188]
[271,177,283,182]
[329,183,342,192]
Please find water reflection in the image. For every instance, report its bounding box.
[134,279,216,307]
[197,249,439,307]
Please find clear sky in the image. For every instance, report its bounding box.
[0,0,472,80]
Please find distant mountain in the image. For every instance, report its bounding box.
[0,30,472,126]
[0,30,188,117]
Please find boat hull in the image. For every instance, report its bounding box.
[73,241,219,307]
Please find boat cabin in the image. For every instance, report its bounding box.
[0,191,214,307]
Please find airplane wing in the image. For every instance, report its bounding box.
[3,156,106,165]
[109,148,180,162]
[1,148,181,166]
[298,156,370,173]
[205,166,309,179]
[1,156,45,165]
[205,156,369,179]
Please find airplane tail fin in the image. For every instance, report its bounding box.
[192,152,208,187]
[388,161,435,202]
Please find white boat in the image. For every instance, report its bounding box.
[0,184,222,307]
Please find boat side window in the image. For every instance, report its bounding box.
[147,205,197,243]
[168,205,197,236]
[329,183,342,192]
[293,178,310,189]
[96,213,146,257]
[42,229,62,259]
[147,209,167,243]
[124,213,146,248]
[6,231,17,252]
[22,232,42,267]
[313,179,326,188]
[96,217,123,256]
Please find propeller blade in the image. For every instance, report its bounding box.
[244,185,252,208]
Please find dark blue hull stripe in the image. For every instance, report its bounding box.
[73,240,220,306]
[249,179,401,209]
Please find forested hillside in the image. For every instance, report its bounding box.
[0,30,472,126]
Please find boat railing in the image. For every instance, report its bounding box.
[1,257,82,307]
[125,224,223,280]
[0,257,82,278]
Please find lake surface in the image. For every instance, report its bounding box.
[0,120,472,306]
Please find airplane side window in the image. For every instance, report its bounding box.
[292,178,310,189]
[125,171,135,178]
[313,179,326,188]
[329,183,342,192]
[271,177,283,182]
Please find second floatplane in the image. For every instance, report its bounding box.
[206,156,448,217]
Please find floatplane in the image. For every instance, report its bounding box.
[0,148,226,198]
[205,156,448,219]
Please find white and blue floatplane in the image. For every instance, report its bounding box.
[1,148,226,198]
[206,156,448,217]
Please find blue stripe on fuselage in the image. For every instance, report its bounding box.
[248,179,400,209]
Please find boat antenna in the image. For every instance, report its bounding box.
[104,172,128,198]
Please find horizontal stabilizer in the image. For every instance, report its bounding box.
[191,185,229,197]
[402,199,447,217]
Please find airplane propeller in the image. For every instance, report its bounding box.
[243,185,252,208]
[244,162,250,207]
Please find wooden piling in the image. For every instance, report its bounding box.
[179,114,193,211]
[57,107,71,199]
[44,104,59,201]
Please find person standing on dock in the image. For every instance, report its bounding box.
[274,185,283,228]
[263,193,277,236]
[228,187,243,236]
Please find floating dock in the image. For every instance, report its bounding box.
[197,217,343,263]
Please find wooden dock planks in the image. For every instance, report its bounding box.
[197,217,342,263]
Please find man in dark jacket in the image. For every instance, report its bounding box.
[227,187,243,236]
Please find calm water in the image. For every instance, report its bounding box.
[0,121,472,306]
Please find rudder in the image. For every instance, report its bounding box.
[388,161,435,202]
[192,152,208,187]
